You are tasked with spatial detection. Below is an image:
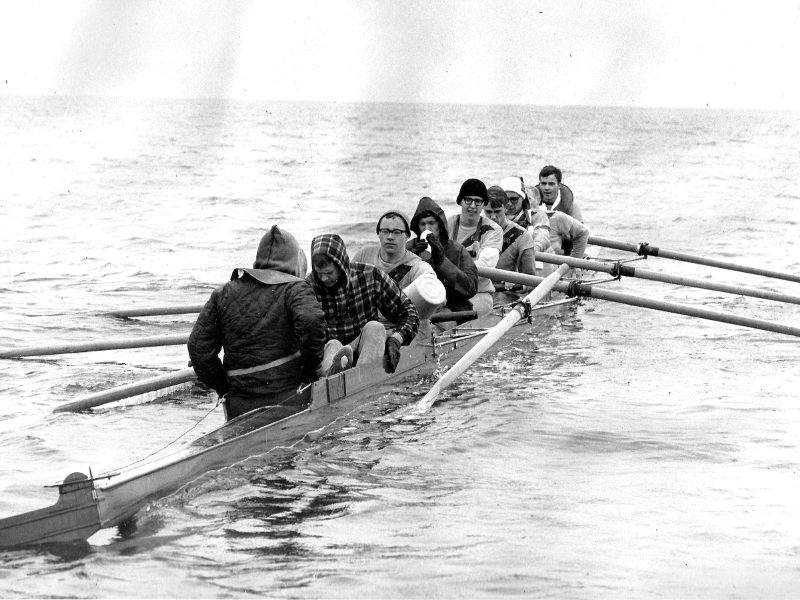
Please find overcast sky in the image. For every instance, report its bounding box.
[1,0,798,109]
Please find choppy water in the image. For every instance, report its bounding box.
[1,96,799,598]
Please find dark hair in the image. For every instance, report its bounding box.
[376,211,410,235]
[539,165,562,183]
[486,185,507,209]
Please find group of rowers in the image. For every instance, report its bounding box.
[188,165,589,421]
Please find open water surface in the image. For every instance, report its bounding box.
[1,97,799,598]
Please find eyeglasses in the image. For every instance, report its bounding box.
[505,195,522,205]
[378,228,406,236]
[462,198,486,206]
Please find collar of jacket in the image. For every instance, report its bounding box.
[232,268,303,285]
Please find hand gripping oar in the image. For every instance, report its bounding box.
[534,253,800,305]
[414,264,570,414]
[588,236,800,284]
[0,333,190,359]
[478,266,800,338]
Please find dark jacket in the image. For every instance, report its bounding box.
[307,234,419,346]
[408,197,478,312]
[188,226,326,410]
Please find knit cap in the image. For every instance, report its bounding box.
[456,178,488,205]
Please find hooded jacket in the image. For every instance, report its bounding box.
[188,226,326,412]
[307,234,419,346]
[408,197,478,312]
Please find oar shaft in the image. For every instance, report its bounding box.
[535,253,800,305]
[588,236,800,284]
[478,267,800,338]
[53,368,197,412]
[103,305,205,318]
[0,334,190,358]
[417,264,570,411]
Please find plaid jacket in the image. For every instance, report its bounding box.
[307,234,419,346]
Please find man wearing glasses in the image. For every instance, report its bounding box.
[352,211,436,291]
[446,178,503,316]
[500,175,553,254]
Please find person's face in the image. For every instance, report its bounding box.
[416,215,441,238]
[504,191,524,217]
[311,254,343,288]
[377,216,408,254]
[539,174,559,204]
[483,205,506,227]
[460,196,485,223]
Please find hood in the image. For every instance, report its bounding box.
[410,197,449,243]
[232,225,306,284]
[309,233,351,287]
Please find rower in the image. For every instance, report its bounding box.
[446,178,504,316]
[351,211,436,290]
[499,175,553,255]
[407,196,478,313]
[308,233,420,376]
[187,226,328,421]
[535,165,585,222]
[352,211,440,338]
[482,186,538,288]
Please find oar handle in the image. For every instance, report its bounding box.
[588,235,800,284]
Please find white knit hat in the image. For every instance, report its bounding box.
[499,176,527,200]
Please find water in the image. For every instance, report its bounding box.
[1,96,799,597]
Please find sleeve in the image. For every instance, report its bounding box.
[286,281,327,379]
[475,225,503,269]
[568,201,584,223]
[187,289,229,397]
[436,244,478,300]
[517,247,537,276]
[531,227,552,253]
[562,214,589,257]
[375,270,420,345]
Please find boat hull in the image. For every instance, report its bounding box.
[0,302,569,547]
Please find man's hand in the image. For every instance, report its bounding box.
[384,335,402,374]
[410,239,429,257]
[426,234,445,268]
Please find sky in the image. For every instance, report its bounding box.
[1,0,798,109]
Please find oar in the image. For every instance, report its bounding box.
[0,333,190,359]
[535,253,800,305]
[414,264,570,413]
[478,267,800,338]
[102,304,205,318]
[53,368,197,412]
[588,235,800,284]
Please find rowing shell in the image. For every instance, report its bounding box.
[0,297,576,548]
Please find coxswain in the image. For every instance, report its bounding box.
[188,226,328,421]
